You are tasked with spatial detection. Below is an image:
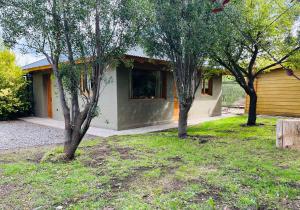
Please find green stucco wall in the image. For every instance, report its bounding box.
[116,66,174,130]
[189,76,223,119]
[32,72,48,118]
[50,68,119,130]
[31,66,222,131]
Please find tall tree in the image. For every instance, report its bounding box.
[0,0,148,160]
[207,0,300,125]
[143,0,213,138]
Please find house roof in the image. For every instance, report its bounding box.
[22,58,49,70]
[22,56,68,70]
[22,47,167,71]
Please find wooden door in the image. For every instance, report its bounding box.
[173,82,179,120]
[43,73,53,118]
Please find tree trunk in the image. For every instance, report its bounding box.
[63,130,83,160]
[64,141,80,160]
[178,102,191,139]
[247,90,257,126]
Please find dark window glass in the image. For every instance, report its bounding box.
[130,69,166,99]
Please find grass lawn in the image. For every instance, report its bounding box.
[1,116,300,209]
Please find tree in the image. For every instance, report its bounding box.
[207,0,300,125]
[142,0,213,138]
[0,0,148,160]
[0,48,30,120]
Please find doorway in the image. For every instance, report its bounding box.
[43,73,53,118]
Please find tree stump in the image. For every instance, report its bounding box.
[276,119,300,149]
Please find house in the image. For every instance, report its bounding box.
[245,68,300,117]
[23,49,223,130]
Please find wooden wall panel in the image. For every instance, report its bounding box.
[245,69,300,117]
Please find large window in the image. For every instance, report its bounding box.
[130,69,167,99]
[201,78,213,96]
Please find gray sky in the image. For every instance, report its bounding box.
[15,51,43,67]
[0,27,43,67]
[292,18,300,36]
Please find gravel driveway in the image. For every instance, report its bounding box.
[0,120,95,150]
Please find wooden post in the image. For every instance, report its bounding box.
[276,119,300,149]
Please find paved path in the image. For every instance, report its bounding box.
[20,114,235,138]
[0,120,95,150]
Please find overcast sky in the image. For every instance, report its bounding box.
[0,28,43,67]
[14,52,43,67]
[292,18,300,36]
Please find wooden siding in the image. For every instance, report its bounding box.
[245,69,300,117]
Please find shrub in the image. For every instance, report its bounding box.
[0,49,31,120]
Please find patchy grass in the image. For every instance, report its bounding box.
[1,116,300,209]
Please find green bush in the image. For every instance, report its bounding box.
[0,49,31,120]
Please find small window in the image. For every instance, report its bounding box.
[201,78,213,96]
[130,69,167,99]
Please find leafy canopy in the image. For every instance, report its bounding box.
[143,0,212,64]
[208,0,300,72]
[142,0,214,105]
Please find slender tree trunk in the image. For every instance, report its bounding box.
[63,130,74,159]
[178,102,192,139]
[63,116,87,160]
[246,78,257,126]
[247,90,257,126]
[63,131,83,160]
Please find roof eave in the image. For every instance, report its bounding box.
[24,65,52,73]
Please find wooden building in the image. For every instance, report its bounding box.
[245,68,300,117]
